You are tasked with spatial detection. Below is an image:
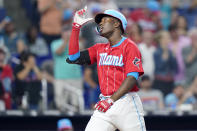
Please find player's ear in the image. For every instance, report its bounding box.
[113,19,121,30]
[114,21,120,28]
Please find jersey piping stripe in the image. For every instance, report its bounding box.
[107,66,109,95]
[122,42,126,81]
[132,96,144,131]
[113,67,116,93]
[100,48,105,92]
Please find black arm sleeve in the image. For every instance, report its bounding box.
[66,50,91,65]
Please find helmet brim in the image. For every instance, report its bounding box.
[94,13,124,33]
[95,13,110,24]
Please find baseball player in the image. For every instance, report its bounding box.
[66,6,146,131]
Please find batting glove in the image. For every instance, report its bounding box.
[95,98,114,113]
[73,6,93,28]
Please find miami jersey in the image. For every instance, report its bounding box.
[88,38,144,96]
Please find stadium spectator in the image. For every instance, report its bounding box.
[153,30,177,96]
[127,23,143,44]
[168,24,191,82]
[130,0,162,32]
[138,31,155,80]
[13,51,42,109]
[165,82,196,110]
[25,25,50,66]
[51,27,83,113]
[157,0,172,30]
[170,10,179,26]
[0,17,26,55]
[26,25,48,57]
[37,0,63,45]
[176,15,188,36]
[138,75,164,111]
[21,0,40,28]
[181,0,197,29]
[0,47,13,109]
[182,28,197,86]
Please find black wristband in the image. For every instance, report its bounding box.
[66,50,91,65]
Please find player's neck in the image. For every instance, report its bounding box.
[108,33,122,46]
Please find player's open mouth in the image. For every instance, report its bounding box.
[100,26,103,31]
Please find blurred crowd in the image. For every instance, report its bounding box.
[0,0,197,113]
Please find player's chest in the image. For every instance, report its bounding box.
[97,47,125,67]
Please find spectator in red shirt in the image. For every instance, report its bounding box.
[0,47,13,109]
[130,0,162,32]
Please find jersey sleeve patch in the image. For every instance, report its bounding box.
[132,57,141,69]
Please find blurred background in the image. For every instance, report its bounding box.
[0,0,197,130]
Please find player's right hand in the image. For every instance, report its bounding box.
[73,6,93,27]
[95,98,114,113]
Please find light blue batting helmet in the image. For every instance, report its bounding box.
[57,118,72,130]
[95,9,127,33]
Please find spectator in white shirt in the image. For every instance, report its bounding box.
[138,31,156,80]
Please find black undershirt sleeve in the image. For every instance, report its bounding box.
[66,50,91,65]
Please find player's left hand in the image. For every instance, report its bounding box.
[95,98,114,112]
[73,6,93,27]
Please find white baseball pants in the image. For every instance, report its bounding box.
[85,92,146,131]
